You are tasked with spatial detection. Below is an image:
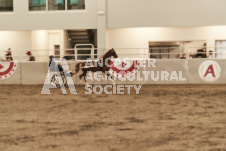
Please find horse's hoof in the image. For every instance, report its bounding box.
[50,82,57,88]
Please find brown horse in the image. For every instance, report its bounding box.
[72,48,118,84]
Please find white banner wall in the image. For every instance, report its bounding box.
[1,59,226,85]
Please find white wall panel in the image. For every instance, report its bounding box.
[107,0,226,28]
[107,26,226,55]
[31,30,49,61]
[0,31,31,50]
[21,62,48,85]
[0,31,31,61]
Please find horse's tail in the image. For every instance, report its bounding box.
[69,62,82,77]
[73,62,82,75]
[70,63,81,77]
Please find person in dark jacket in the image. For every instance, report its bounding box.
[197,49,207,58]
[180,53,186,59]
[26,51,36,61]
[63,51,75,60]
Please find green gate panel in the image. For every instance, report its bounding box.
[40,0,46,5]
[55,0,64,5]
[70,0,78,5]
[32,0,40,6]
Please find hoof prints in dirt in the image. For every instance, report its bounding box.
[45,122,106,138]
[15,120,36,123]
[117,128,133,131]
[126,117,145,123]
[1,136,35,145]
[1,85,226,150]
[46,130,79,137]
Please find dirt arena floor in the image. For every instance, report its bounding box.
[0,85,226,151]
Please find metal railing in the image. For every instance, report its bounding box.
[1,47,226,62]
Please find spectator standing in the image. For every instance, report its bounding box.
[49,56,55,68]
[197,49,206,58]
[26,51,36,61]
[208,50,214,59]
[5,48,13,61]
[49,56,63,72]
[180,53,186,59]
[63,51,75,60]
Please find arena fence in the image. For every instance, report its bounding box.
[1,46,226,85]
[1,46,226,62]
[0,59,225,85]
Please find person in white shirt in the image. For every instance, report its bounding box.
[208,50,214,59]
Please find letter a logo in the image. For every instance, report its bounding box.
[41,58,77,94]
[203,65,215,78]
[199,60,221,82]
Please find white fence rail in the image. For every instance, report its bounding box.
[1,47,226,62]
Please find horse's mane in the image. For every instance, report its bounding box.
[100,49,111,59]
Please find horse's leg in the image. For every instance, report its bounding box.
[79,74,83,80]
[84,72,87,82]
[83,71,91,86]
[106,72,115,85]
